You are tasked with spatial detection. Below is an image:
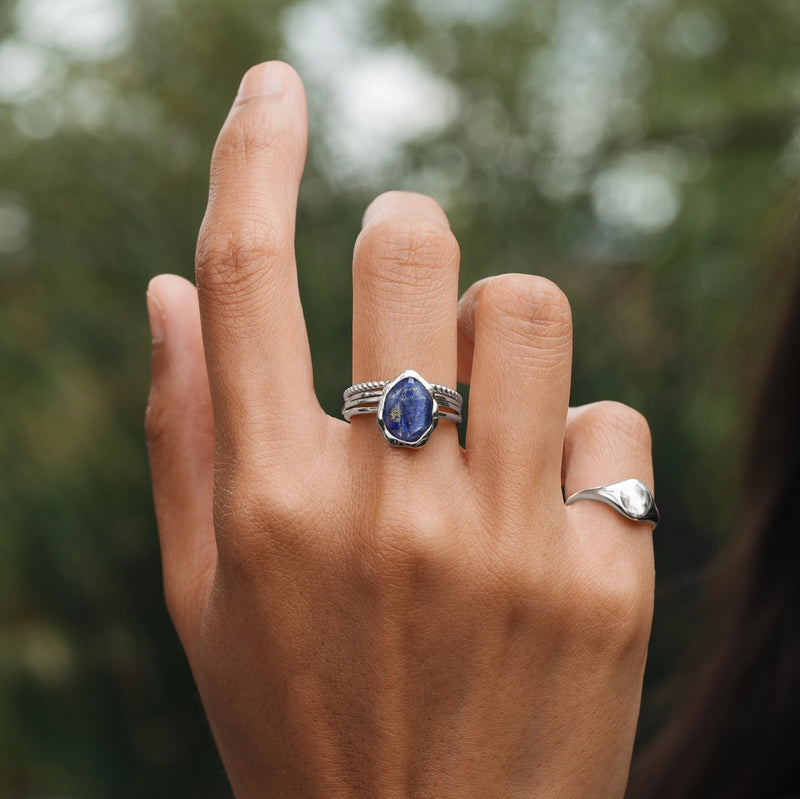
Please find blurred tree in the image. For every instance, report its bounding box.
[0,0,798,795]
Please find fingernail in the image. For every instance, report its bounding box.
[458,278,492,343]
[146,290,165,347]
[236,61,288,102]
[458,303,475,344]
[457,295,478,343]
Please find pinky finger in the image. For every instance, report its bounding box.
[562,402,654,502]
[562,401,655,583]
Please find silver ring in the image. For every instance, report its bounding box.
[342,369,463,448]
[565,479,659,528]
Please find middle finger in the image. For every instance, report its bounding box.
[350,192,461,453]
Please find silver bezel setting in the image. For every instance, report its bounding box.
[376,369,439,448]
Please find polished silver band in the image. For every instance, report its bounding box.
[565,479,659,528]
[342,369,463,447]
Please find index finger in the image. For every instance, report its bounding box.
[195,62,322,457]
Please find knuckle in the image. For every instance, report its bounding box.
[144,386,186,456]
[211,104,285,173]
[263,483,317,543]
[195,223,291,301]
[478,274,572,351]
[355,216,460,283]
[366,505,458,587]
[213,461,328,567]
[579,401,652,452]
[213,466,270,542]
[565,564,654,649]
[481,274,572,330]
[218,473,298,538]
[162,577,189,634]
[144,391,166,447]
[145,390,212,449]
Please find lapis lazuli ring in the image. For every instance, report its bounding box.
[342,369,463,448]
[565,479,659,528]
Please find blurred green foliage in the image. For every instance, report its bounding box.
[1,0,798,794]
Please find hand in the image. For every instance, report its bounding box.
[146,61,655,798]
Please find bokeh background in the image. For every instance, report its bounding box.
[1,0,798,795]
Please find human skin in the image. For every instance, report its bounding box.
[145,61,656,798]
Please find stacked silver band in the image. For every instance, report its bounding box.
[342,379,463,423]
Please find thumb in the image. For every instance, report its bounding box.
[146,274,216,657]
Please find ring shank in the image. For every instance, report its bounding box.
[342,381,463,423]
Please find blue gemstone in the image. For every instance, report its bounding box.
[382,377,433,443]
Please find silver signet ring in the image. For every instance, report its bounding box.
[565,479,659,528]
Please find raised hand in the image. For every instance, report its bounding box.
[146,61,655,798]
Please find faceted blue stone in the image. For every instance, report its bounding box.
[382,377,433,443]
